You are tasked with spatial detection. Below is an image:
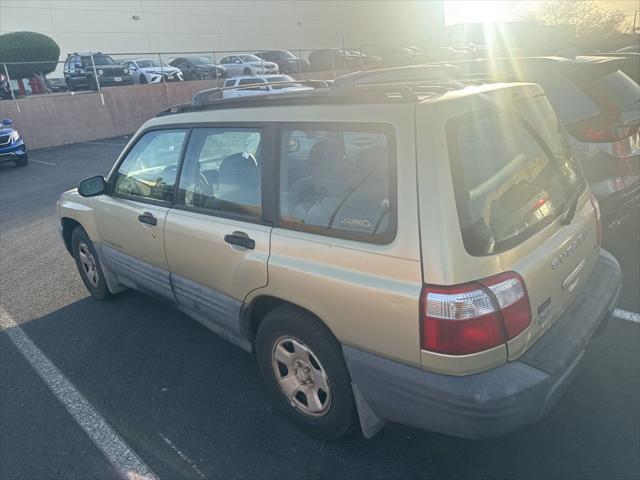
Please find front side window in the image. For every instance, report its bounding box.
[82,55,116,66]
[176,128,262,218]
[240,55,261,63]
[448,111,584,256]
[114,130,187,203]
[280,126,395,242]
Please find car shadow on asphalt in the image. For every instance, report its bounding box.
[8,291,640,480]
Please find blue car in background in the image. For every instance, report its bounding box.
[0,118,28,167]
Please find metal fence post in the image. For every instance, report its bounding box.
[212,52,218,79]
[159,53,166,84]
[298,50,303,78]
[2,63,20,113]
[330,51,335,78]
[90,52,105,105]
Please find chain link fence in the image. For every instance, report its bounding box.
[1,45,397,110]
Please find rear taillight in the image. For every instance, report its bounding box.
[567,122,639,144]
[420,272,531,355]
[590,194,602,246]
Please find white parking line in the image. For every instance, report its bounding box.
[612,309,640,324]
[159,433,206,478]
[0,306,157,480]
[30,159,57,166]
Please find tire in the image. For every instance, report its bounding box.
[243,67,252,76]
[139,74,147,84]
[65,78,74,92]
[71,226,112,301]
[255,305,357,439]
[14,155,27,167]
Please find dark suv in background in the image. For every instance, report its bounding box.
[447,56,640,228]
[255,50,310,74]
[307,49,363,71]
[63,53,133,91]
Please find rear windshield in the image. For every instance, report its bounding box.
[590,70,639,113]
[448,109,585,256]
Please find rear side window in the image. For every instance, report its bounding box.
[237,78,267,91]
[448,111,583,256]
[279,125,396,243]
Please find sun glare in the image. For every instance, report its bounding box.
[445,1,537,25]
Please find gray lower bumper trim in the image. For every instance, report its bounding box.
[344,250,622,439]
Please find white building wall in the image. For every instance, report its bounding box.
[0,0,444,56]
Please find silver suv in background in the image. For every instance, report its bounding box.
[447,56,640,228]
[219,54,279,76]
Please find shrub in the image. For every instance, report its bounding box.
[0,31,60,79]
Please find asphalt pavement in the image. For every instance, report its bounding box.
[1,138,639,479]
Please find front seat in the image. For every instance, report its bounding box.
[207,152,260,214]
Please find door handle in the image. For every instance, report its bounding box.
[224,231,255,249]
[138,212,157,226]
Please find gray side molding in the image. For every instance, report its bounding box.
[101,244,175,302]
[351,383,387,439]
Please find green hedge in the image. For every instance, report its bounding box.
[0,31,60,79]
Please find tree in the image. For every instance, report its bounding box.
[523,0,631,37]
[0,31,60,79]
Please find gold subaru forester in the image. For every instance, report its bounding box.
[57,67,622,440]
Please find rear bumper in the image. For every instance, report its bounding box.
[344,250,622,439]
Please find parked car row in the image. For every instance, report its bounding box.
[60,46,437,93]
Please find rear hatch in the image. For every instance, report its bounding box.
[417,84,602,364]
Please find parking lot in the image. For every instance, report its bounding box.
[0,138,639,479]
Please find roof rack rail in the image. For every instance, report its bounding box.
[157,103,192,117]
[332,64,460,90]
[192,79,331,107]
[155,66,498,118]
[332,84,420,101]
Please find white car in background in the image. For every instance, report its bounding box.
[121,59,183,84]
[222,75,312,98]
[219,54,279,77]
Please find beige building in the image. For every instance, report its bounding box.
[0,0,444,57]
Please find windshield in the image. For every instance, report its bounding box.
[240,55,261,62]
[448,109,585,256]
[187,57,214,65]
[136,60,162,68]
[82,55,116,66]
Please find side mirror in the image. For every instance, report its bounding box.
[78,175,107,197]
[1,118,12,127]
[288,138,300,153]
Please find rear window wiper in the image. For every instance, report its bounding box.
[561,189,580,225]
